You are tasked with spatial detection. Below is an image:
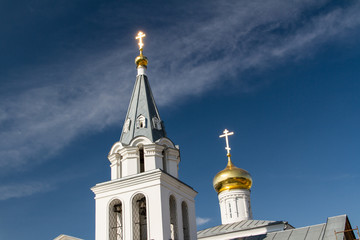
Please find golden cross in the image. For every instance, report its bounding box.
[136,31,146,50]
[219,129,234,157]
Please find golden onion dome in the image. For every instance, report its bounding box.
[213,158,252,194]
[135,53,148,67]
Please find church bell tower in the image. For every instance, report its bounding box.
[91,32,197,240]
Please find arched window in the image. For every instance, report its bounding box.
[169,195,178,240]
[109,199,123,240]
[132,194,147,240]
[182,201,190,240]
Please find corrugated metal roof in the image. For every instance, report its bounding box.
[233,224,326,240]
[197,220,285,238]
[198,215,349,240]
[304,224,325,240]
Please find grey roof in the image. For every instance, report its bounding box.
[197,220,287,239]
[120,74,166,145]
[229,224,326,240]
[201,215,351,240]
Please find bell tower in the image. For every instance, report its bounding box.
[91,32,197,240]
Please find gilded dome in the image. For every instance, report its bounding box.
[135,53,148,67]
[213,159,252,194]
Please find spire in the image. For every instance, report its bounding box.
[120,31,166,145]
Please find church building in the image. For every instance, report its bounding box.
[55,32,358,240]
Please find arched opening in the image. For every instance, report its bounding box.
[169,195,178,240]
[132,193,147,240]
[139,147,145,173]
[118,155,122,178]
[182,201,190,240]
[109,199,123,240]
[162,149,167,173]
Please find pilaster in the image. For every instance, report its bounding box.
[144,144,165,171]
[119,146,139,178]
[108,153,121,180]
[167,148,180,178]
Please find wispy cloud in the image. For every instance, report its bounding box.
[196,217,211,226]
[1,0,360,173]
[0,182,53,200]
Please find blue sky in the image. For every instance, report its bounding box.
[0,0,360,239]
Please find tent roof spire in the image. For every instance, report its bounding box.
[120,31,166,144]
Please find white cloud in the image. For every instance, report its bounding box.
[196,217,211,226]
[1,0,360,172]
[0,182,53,201]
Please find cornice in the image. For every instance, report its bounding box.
[91,169,197,198]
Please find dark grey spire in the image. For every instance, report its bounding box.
[120,74,166,145]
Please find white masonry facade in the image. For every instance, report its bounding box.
[218,189,252,224]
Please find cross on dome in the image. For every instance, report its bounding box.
[219,129,234,157]
[134,31,148,69]
[136,31,146,50]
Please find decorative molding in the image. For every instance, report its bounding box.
[108,141,124,156]
[108,153,120,164]
[156,137,176,148]
[119,146,138,158]
[91,169,197,199]
[167,148,180,163]
[144,144,165,157]
[129,136,152,147]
